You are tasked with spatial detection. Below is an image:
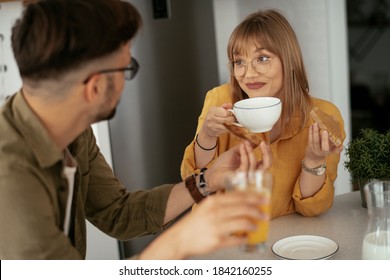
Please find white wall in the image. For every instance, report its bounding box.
[89,123,119,260]
[0,1,22,104]
[325,0,351,195]
[213,0,351,195]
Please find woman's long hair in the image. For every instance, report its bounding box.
[227,9,312,132]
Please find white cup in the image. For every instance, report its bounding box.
[229,97,282,133]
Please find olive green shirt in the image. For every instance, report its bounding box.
[0,91,174,259]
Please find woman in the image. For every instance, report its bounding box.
[181,9,345,218]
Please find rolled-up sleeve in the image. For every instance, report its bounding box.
[81,128,175,240]
[292,103,345,217]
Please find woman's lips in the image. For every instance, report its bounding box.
[246,82,265,90]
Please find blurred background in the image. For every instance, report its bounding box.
[347,0,390,138]
[0,0,388,259]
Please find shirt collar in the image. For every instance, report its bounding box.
[12,90,63,168]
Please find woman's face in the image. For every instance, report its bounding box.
[233,44,283,99]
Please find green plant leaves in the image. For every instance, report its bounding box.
[344,128,390,182]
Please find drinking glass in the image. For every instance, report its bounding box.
[361,181,390,260]
[226,170,272,252]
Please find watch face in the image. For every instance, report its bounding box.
[316,166,326,175]
[302,160,326,176]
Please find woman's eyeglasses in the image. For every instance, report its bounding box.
[227,56,271,77]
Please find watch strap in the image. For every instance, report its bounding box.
[185,174,205,203]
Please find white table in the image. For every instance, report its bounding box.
[193,191,367,260]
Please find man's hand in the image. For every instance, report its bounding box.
[138,189,269,259]
[207,141,272,193]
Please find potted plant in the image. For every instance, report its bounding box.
[344,128,390,207]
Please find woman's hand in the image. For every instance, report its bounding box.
[194,103,237,168]
[199,103,236,139]
[304,123,343,164]
[206,141,272,193]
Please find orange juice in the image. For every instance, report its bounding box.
[247,191,271,246]
[226,171,272,252]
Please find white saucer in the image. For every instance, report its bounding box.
[272,235,339,260]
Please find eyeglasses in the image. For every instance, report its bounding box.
[227,55,271,77]
[83,57,139,84]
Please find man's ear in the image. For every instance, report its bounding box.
[83,74,103,103]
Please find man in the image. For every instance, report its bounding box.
[0,0,271,259]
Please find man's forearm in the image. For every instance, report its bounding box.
[163,181,195,224]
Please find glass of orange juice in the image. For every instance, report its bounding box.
[226,170,272,253]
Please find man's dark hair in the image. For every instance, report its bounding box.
[11,0,142,80]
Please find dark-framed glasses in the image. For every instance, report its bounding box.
[83,57,139,84]
[227,55,271,77]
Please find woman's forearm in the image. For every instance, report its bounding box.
[194,133,217,168]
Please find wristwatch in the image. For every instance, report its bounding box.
[185,174,205,203]
[301,160,326,176]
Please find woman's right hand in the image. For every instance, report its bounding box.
[200,103,236,138]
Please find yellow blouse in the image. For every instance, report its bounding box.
[180,83,346,218]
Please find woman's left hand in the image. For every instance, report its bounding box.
[304,123,343,163]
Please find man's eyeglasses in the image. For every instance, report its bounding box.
[83,57,139,84]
